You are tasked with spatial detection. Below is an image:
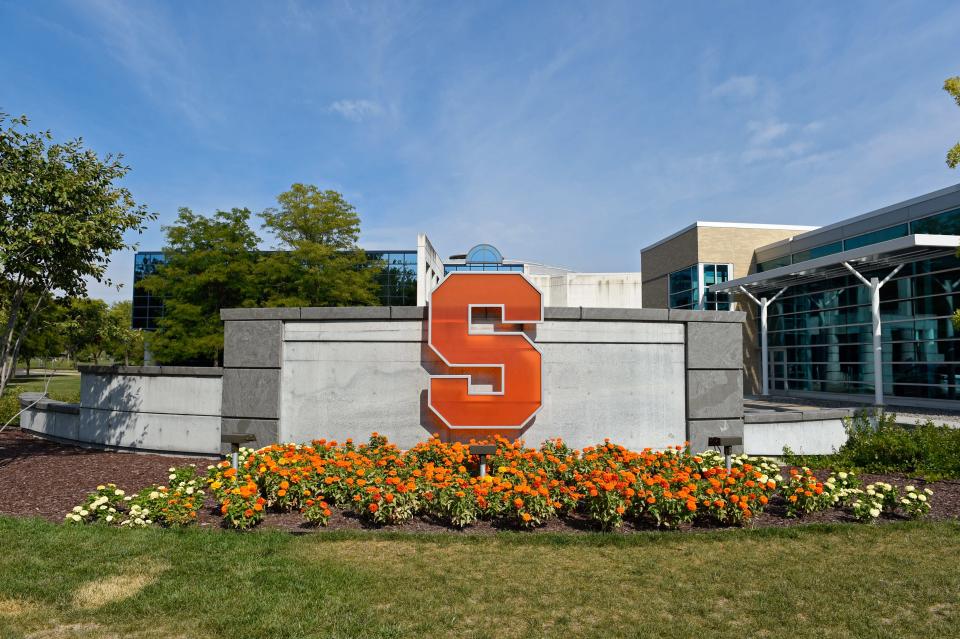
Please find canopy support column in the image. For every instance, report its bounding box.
[842,262,904,406]
[739,285,788,396]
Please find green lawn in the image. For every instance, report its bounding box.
[6,372,81,400]
[0,517,957,638]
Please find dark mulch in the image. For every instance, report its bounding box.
[2,428,959,534]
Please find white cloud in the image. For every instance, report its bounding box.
[329,99,384,122]
[710,75,759,99]
[746,119,790,146]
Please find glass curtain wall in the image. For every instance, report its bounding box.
[366,251,417,306]
[132,252,167,330]
[669,264,732,310]
[764,253,960,400]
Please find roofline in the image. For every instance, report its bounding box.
[754,182,960,254]
[640,221,819,254]
[710,234,960,292]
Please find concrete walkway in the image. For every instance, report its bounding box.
[745,395,960,429]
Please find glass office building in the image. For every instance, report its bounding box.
[132,252,167,330]
[710,183,960,406]
[444,244,525,273]
[132,249,419,330]
[668,263,733,310]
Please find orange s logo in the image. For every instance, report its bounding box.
[428,272,543,430]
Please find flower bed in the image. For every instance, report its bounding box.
[64,433,936,532]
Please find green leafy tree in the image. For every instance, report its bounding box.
[947,76,960,169]
[64,298,111,364]
[105,301,144,366]
[140,208,260,365]
[258,184,380,307]
[0,113,152,394]
[17,294,66,375]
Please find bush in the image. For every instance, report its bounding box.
[784,411,960,480]
[840,412,960,479]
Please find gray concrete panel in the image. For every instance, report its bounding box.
[220,417,279,453]
[687,369,743,419]
[221,368,279,419]
[224,320,282,369]
[285,321,424,343]
[78,408,221,454]
[220,307,301,321]
[81,373,222,416]
[581,307,668,321]
[300,306,391,320]
[543,307,581,320]
[686,323,743,369]
[687,419,744,453]
[668,309,746,323]
[390,306,427,320]
[744,419,846,456]
[535,321,683,344]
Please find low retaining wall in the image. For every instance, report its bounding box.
[20,366,223,455]
[743,408,851,456]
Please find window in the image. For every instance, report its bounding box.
[843,223,908,251]
[791,241,843,265]
[668,263,732,310]
[910,207,960,235]
[763,256,960,400]
[757,255,791,273]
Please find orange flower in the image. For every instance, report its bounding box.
[368,503,379,513]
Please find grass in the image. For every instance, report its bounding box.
[0,372,81,427]
[0,517,958,638]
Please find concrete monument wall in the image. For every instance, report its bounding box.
[220,306,745,453]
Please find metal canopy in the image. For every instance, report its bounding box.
[709,234,960,296]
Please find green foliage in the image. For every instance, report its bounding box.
[0,112,153,394]
[143,186,380,365]
[140,208,260,365]
[785,410,960,480]
[947,76,960,169]
[259,184,380,307]
[104,301,144,365]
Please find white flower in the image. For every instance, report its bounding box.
[168,467,176,473]
[186,487,195,495]
[918,494,927,502]
[73,506,82,513]
[71,514,82,522]
[105,515,114,523]
[134,518,144,525]
[169,474,176,481]
[839,472,848,480]
[114,489,125,497]
[79,509,89,517]
[924,488,934,495]
[905,485,915,492]
[96,485,105,490]
[869,508,881,517]
[149,491,160,500]
[901,498,911,505]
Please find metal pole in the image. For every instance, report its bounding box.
[760,297,769,396]
[870,277,883,406]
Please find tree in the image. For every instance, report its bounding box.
[140,208,260,365]
[0,113,153,395]
[104,301,144,366]
[17,294,67,375]
[64,298,111,364]
[259,184,380,307]
[947,76,960,169]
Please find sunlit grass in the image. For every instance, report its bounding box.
[0,517,957,638]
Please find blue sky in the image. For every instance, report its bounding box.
[2,0,959,303]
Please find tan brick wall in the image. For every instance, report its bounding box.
[640,227,699,309]
[642,225,809,394]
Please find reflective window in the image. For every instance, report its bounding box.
[791,241,843,265]
[843,223,908,250]
[757,255,791,272]
[910,208,960,235]
[668,264,732,310]
[763,254,960,400]
[465,244,504,264]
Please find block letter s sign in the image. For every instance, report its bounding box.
[428,272,543,429]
